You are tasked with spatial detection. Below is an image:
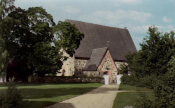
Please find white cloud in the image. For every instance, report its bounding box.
[78,10,152,34]
[15,0,63,9]
[112,0,141,4]
[131,25,175,34]
[79,15,103,24]
[63,6,81,14]
[163,16,172,23]
[130,25,175,50]
[131,24,175,32]
[16,0,63,2]
[162,25,175,32]
[92,10,152,23]
[131,25,150,33]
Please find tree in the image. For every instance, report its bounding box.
[0,0,15,81]
[7,7,84,77]
[6,7,56,77]
[31,42,63,76]
[8,7,55,58]
[118,63,128,74]
[135,56,175,108]
[126,26,175,78]
[31,21,84,76]
[53,21,84,57]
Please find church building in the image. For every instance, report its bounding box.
[59,19,137,83]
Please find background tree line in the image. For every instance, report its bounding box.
[0,0,84,82]
[121,26,175,107]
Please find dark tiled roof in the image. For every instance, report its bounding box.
[66,19,137,61]
[84,47,107,71]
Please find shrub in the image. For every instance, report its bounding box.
[121,74,162,89]
[121,74,138,85]
[137,75,158,89]
[152,71,175,108]
[120,74,130,84]
[119,64,128,74]
[134,92,153,108]
[0,81,23,108]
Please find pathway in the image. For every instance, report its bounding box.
[44,84,119,108]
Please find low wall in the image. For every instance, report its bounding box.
[83,71,103,77]
[28,76,104,83]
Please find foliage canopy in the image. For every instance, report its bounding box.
[1,3,84,79]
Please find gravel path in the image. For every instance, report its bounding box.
[44,84,119,108]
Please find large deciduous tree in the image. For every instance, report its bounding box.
[126,26,175,77]
[7,7,84,77]
[7,7,56,77]
[53,21,84,57]
[122,26,175,108]
[0,0,15,81]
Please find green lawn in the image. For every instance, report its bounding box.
[113,84,154,108]
[118,84,151,91]
[0,83,102,108]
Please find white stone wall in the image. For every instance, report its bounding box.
[113,61,126,82]
[62,57,75,76]
[0,76,6,82]
[117,74,123,84]
[58,53,88,76]
[57,50,75,76]
[74,59,88,76]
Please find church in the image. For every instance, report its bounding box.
[59,19,137,83]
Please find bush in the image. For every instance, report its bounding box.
[134,92,153,108]
[120,74,130,84]
[134,72,175,108]
[137,75,158,89]
[121,74,162,89]
[0,81,23,108]
[121,74,138,85]
[134,56,175,108]
[152,72,175,108]
[119,64,128,74]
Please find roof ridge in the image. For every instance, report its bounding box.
[65,19,127,30]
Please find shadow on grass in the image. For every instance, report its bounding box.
[23,100,75,108]
[0,83,102,108]
[43,102,75,108]
[0,82,92,87]
[24,101,75,108]
[0,83,57,88]
[21,87,98,99]
[21,87,96,108]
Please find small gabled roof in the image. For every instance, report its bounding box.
[84,47,108,71]
[66,19,137,61]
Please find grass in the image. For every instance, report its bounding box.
[0,83,103,108]
[118,84,152,91]
[112,84,154,108]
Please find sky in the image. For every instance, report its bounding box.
[14,0,175,50]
